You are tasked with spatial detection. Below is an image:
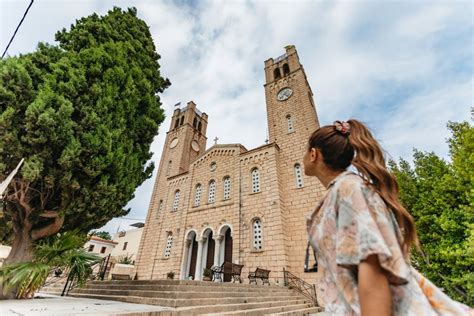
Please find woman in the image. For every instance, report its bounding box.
[304,120,472,316]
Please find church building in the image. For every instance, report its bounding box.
[134,46,326,283]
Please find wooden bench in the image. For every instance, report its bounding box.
[211,261,244,283]
[248,267,271,285]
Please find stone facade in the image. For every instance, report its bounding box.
[134,46,326,284]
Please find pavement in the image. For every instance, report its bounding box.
[0,293,174,316]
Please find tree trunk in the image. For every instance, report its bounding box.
[0,231,33,299]
[4,231,33,265]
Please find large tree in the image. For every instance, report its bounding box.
[0,7,170,266]
[389,121,473,305]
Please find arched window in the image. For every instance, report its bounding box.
[180,116,184,126]
[252,219,263,250]
[198,122,202,132]
[251,168,260,193]
[283,63,290,75]
[273,68,281,80]
[208,180,216,203]
[174,119,179,129]
[286,115,294,133]
[194,184,202,206]
[294,164,304,188]
[172,190,180,211]
[164,232,173,258]
[166,160,172,176]
[193,117,197,129]
[223,176,231,200]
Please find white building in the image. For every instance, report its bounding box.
[85,236,117,257]
[111,223,144,263]
[0,245,11,267]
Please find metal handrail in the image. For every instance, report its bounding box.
[283,268,318,306]
[61,254,111,296]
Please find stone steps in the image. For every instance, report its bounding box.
[70,289,300,306]
[267,307,325,316]
[79,284,292,293]
[59,279,323,315]
[87,279,279,287]
[202,304,314,316]
[72,287,297,299]
[85,280,285,290]
[40,280,68,295]
[174,299,308,315]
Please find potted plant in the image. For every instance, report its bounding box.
[202,268,213,281]
[166,271,175,280]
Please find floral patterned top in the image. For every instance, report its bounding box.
[307,171,473,316]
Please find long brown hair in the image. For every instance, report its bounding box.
[308,119,418,255]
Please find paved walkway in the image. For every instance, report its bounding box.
[0,293,174,316]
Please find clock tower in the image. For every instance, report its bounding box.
[264,45,320,148]
[264,46,324,274]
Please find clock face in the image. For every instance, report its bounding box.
[277,87,293,101]
[191,140,200,152]
[169,138,179,148]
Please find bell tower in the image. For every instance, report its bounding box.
[160,101,208,179]
[264,45,320,149]
[264,46,325,278]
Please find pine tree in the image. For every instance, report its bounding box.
[0,7,170,270]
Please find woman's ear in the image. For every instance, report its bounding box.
[310,148,318,162]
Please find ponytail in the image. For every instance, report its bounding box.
[308,119,419,256]
[347,119,419,255]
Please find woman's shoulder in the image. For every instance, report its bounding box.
[331,171,367,192]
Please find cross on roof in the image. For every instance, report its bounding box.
[213,137,219,145]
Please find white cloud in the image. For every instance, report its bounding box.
[1,0,471,234]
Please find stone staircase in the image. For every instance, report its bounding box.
[41,279,323,315]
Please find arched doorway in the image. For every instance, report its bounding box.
[200,228,215,277]
[181,230,198,280]
[206,231,215,269]
[224,228,232,263]
[218,225,233,282]
[189,238,198,279]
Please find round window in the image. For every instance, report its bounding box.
[210,162,217,171]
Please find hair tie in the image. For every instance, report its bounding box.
[334,121,350,135]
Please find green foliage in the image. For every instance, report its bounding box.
[0,261,50,299]
[91,230,112,240]
[0,231,100,298]
[389,121,474,305]
[203,268,212,278]
[0,7,170,246]
[117,254,134,265]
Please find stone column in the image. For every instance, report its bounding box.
[180,239,191,280]
[213,235,224,267]
[195,237,206,281]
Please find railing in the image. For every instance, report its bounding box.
[283,268,318,306]
[61,254,111,296]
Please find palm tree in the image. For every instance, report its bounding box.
[0,230,101,299]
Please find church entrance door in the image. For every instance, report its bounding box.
[206,232,215,269]
[189,237,198,279]
[224,228,232,282]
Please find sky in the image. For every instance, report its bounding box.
[1,0,472,234]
